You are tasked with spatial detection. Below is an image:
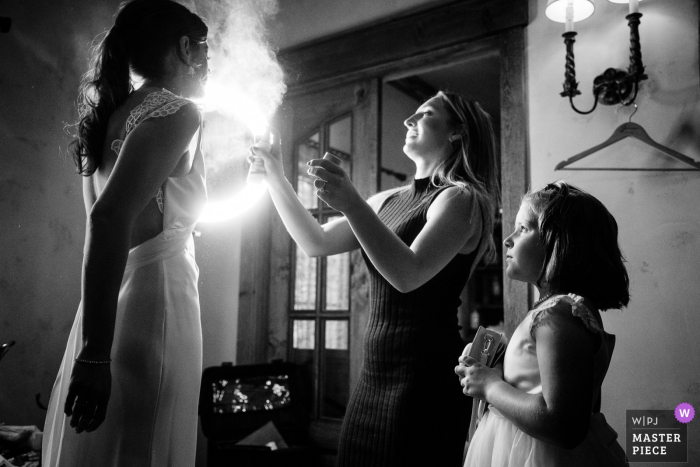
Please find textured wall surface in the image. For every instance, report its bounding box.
[527,0,700,459]
[0,0,118,427]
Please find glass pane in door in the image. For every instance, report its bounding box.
[294,247,317,310]
[297,132,320,208]
[325,251,350,311]
[290,319,316,416]
[292,319,316,350]
[320,319,349,418]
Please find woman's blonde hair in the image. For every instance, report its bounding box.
[423,91,500,266]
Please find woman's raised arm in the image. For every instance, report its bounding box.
[310,158,481,292]
[251,139,363,257]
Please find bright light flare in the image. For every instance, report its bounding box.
[196,81,269,136]
[194,80,273,222]
[198,182,268,223]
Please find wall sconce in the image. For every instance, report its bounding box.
[546,0,648,114]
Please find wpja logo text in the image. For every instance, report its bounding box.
[626,409,689,463]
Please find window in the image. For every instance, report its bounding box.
[289,114,353,420]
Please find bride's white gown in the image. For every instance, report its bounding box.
[43,90,207,466]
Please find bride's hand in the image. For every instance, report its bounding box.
[248,128,284,186]
[64,360,112,433]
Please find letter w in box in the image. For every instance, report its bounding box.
[468,326,506,367]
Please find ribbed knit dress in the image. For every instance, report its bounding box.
[337,178,477,467]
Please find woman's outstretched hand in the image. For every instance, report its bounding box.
[454,352,504,401]
[64,362,112,433]
[248,128,284,186]
[308,153,364,213]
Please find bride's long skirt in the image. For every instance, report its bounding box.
[43,234,202,467]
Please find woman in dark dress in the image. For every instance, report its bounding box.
[254,91,499,466]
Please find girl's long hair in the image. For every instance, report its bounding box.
[423,91,501,266]
[69,0,207,176]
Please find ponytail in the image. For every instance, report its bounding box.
[70,26,132,176]
[68,0,208,176]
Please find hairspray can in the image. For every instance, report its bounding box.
[247,132,273,185]
[323,152,342,166]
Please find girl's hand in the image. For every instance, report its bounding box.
[307,153,364,213]
[64,360,112,433]
[454,356,504,401]
[248,128,284,186]
[458,342,473,365]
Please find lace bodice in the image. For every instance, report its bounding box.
[110,89,194,213]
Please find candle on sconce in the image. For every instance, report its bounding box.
[544,0,594,32]
[628,0,639,14]
[565,0,575,32]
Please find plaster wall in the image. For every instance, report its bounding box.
[527,0,700,460]
[0,0,104,428]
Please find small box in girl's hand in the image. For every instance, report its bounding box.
[468,326,506,367]
[465,326,508,441]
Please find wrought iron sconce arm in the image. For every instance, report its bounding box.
[559,11,648,114]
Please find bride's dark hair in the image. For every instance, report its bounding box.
[69,0,207,175]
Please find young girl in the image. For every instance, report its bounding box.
[455,181,629,466]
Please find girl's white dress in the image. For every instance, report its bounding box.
[465,294,628,467]
[42,90,207,467]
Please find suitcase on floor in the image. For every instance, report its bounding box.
[199,361,316,467]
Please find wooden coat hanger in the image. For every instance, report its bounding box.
[555,105,700,171]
